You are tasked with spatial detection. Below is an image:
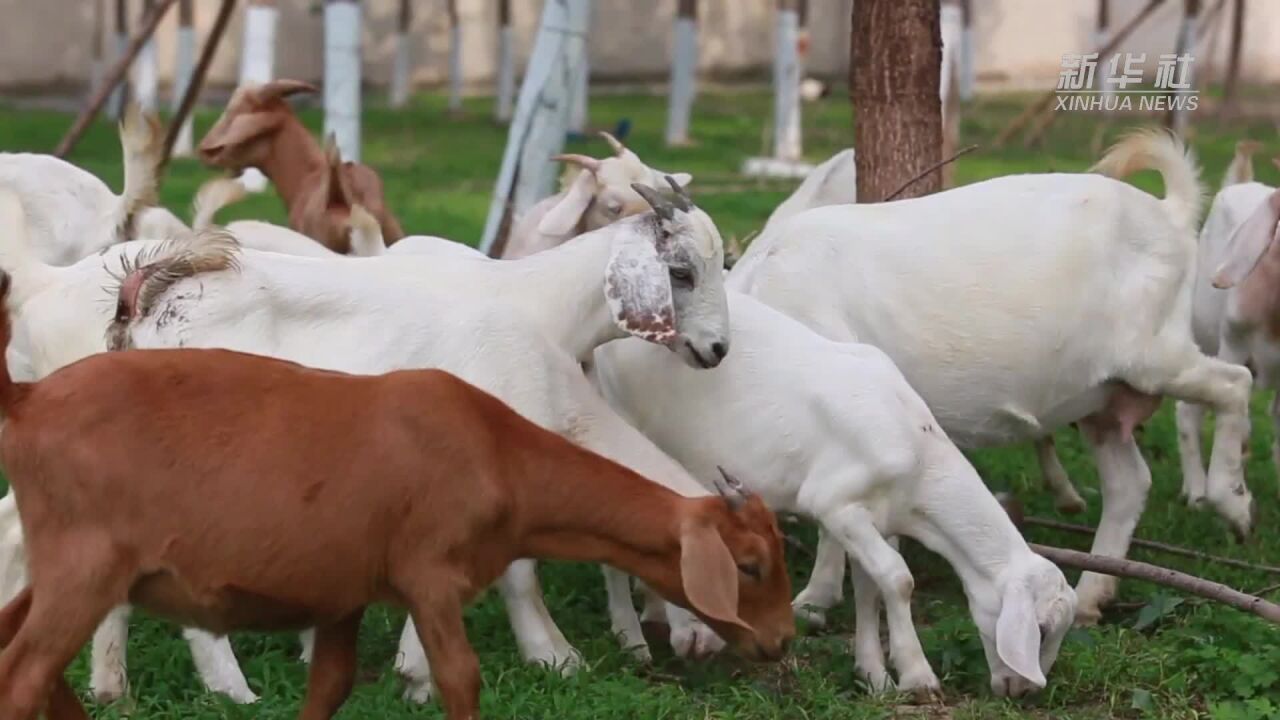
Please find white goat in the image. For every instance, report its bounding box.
[0,185,729,704]
[593,292,1076,697]
[1176,145,1280,503]
[502,131,692,259]
[730,130,1253,625]
[0,105,186,265]
[759,148,856,236]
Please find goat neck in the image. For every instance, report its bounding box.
[257,118,327,215]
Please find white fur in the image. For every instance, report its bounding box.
[593,293,1076,697]
[730,137,1252,625]
[760,148,856,236]
[0,198,730,704]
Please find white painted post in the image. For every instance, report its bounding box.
[448,0,463,113]
[324,0,363,163]
[170,0,196,156]
[107,0,129,120]
[959,0,975,101]
[665,0,698,146]
[390,0,412,107]
[1095,0,1114,113]
[940,1,961,106]
[1171,0,1198,137]
[240,0,279,85]
[772,0,801,162]
[89,0,106,102]
[479,0,590,255]
[568,50,588,133]
[132,0,159,111]
[494,0,516,122]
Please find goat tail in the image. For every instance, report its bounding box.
[1222,140,1261,188]
[118,103,164,235]
[346,204,386,256]
[192,176,249,231]
[1092,127,1204,232]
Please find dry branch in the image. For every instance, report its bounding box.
[882,144,978,202]
[1024,516,1280,576]
[993,0,1166,147]
[55,0,177,158]
[1030,543,1280,624]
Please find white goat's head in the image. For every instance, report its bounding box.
[603,177,729,369]
[539,132,693,237]
[970,555,1076,698]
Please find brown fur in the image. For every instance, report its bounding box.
[0,272,792,720]
[196,80,405,253]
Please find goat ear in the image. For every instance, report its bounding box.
[1213,189,1280,289]
[679,521,753,635]
[322,134,354,211]
[657,171,693,189]
[200,112,278,154]
[996,582,1047,689]
[604,235,677,344]
[538,170,596,236]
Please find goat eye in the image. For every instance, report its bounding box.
[669,267,694,286]
[737,563,762,580]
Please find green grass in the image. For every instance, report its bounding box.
[4,87,1280,719]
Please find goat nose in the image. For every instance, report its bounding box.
[711,341,728,361]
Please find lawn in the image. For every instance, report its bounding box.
[3,86,1280,719]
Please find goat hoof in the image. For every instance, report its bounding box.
[1055,496,1087,515]
[401,681,435,705]
[898,671,942,703]
[671,621,725,659]
[1073,605,1102,627]
[216,686,259,705]
[792,603,829,629]
[91,685,127,705]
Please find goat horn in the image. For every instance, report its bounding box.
[599,131,626,156]
[714,466,749,510]
[255,79,319,103]
[664,175,692,212]
[632,183,675,222]
[551,153,602,173]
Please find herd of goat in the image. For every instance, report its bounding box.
[0,78,1274,718]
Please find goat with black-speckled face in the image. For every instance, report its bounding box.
[609,179,731,369]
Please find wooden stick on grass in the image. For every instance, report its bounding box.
[1029,543,1280,624]
[1024,516,1280,576]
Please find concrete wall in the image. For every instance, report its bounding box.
[0,0,1275,93]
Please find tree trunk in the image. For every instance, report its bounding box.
[389,0,412,107]
[664,0,698,146]
[494,0,516,121]
[1220,0,1244,119]
[447,0,463,113]
[170,0,196,156]
[324,0,362,162]
[851,0,942,202]
[108,0,130,120]
[773,0,802,161]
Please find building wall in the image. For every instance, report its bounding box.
[0,0,1274,93]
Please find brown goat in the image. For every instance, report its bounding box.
[197,79,405,253]
[0,275,793,720]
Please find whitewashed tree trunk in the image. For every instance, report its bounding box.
[240,0,279,189]
[89,0,106,101]
[494,0,516,122]
[772,1,801,162]
[448,0,463,113]
[389,0,412,107]
[1171,2,1198,137]
[665,0,698,146]
[568,53,588,133]
[170,0,196,157]
[324,0,362,163]
[132,0,159,111]
[479,0,590,255]
[939,2,961,107]
[240,0,279,86]
[959,0,974,100]
[107,0,129,121]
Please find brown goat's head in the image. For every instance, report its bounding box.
[198,80,317,170]
[677,470,794,661]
